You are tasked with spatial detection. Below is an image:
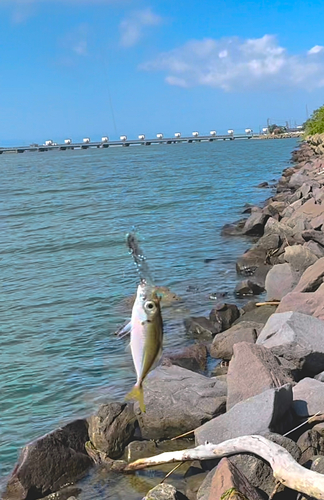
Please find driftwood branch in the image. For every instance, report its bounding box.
[125,435,324,499]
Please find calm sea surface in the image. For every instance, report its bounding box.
[0,138,297,495]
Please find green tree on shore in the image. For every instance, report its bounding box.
[304,105,324,135]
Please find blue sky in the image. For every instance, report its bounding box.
[1,0,324,144]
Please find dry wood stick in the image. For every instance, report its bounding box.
[125,435,324,499]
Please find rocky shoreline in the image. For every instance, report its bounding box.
[4,135,324,500]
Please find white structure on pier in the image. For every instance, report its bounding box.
[64,139,72,144]
[45,140,53,146]
[228,129,234,134]
[138,134,145,140]
[120,135,127,141]
[101,136,109,142]
[245,128,252,134]
[210,130,217,136]
[192,131,199,137]
[174,132,181,138]
[156,133,163,139]
[83,137,90,143]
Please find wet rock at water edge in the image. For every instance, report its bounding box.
[87,402,137,459]
[3,419,92,500]
[242,210,270,237]
[209,303,240,332]
[143,483,189,500]
[135,364,227,440]
[183,316,220,338]
[256,181,269,188]
[234,279,265,297]
[226,342,294,411]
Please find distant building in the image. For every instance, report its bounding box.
[83,137,90,143]
[64,139,72,144]
[101,136,109,142]
[210,130,217,136]
[245,128,252,134]
[228,129,234,134]
[120,135,127,141]
[192,131,199,137]
[174,132,181,138]
[156,133,163,139]
[138,134,145,140]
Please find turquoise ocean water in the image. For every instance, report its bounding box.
[0,138,297,495]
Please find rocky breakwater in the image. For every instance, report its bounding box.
[5,137,324,500]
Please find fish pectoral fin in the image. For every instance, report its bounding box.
[125,385,146,413]
[115,320,131,338]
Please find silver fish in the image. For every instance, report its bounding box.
[125,280,163,412]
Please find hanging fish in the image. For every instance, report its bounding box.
[125,279,163,413]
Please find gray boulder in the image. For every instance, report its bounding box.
[3,420,92,500]
[236,233,281,275]
[293,378,324,418]
[257,311,324,374]
[265,262,299,300]
[284,244,318,273]
[303,240,324,259]
[210,321,262,360]
[276,282,324,320]
[137,365,227,440]
[227,342,293,411]
[195,384,293,446]
[294,256,324,292]
[87,402,137,459]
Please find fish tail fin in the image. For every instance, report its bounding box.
[125,384,146,413]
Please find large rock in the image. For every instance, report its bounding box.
[209,303,240,332]
[227,342,293,410]
[303,240,324,259]
[234,303,277,325]
[257,311,324,374]
[297,428,324,465]
[228,433,301,499]
[265,262,299,300]
[294,256,324,292]
[197,458,263,500]
[284,244,318,274]
[136,365,227,440]
[210,321,262,360]
[236,233,281,275]
[3,420,92,500]
[163,344,208,372]
[195,384,293,446]
[87,402,137,459]
[293,378,324,418]
[302,228,324,247]
[276,283,324,320]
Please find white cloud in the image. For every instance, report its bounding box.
[308,45,324,55]
[119,8,163,47]
[141,35,324,91]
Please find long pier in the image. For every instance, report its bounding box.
[0,133,255,154]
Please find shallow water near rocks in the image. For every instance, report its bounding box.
[0,138,297,497]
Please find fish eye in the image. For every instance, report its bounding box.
[145,301,155,311]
